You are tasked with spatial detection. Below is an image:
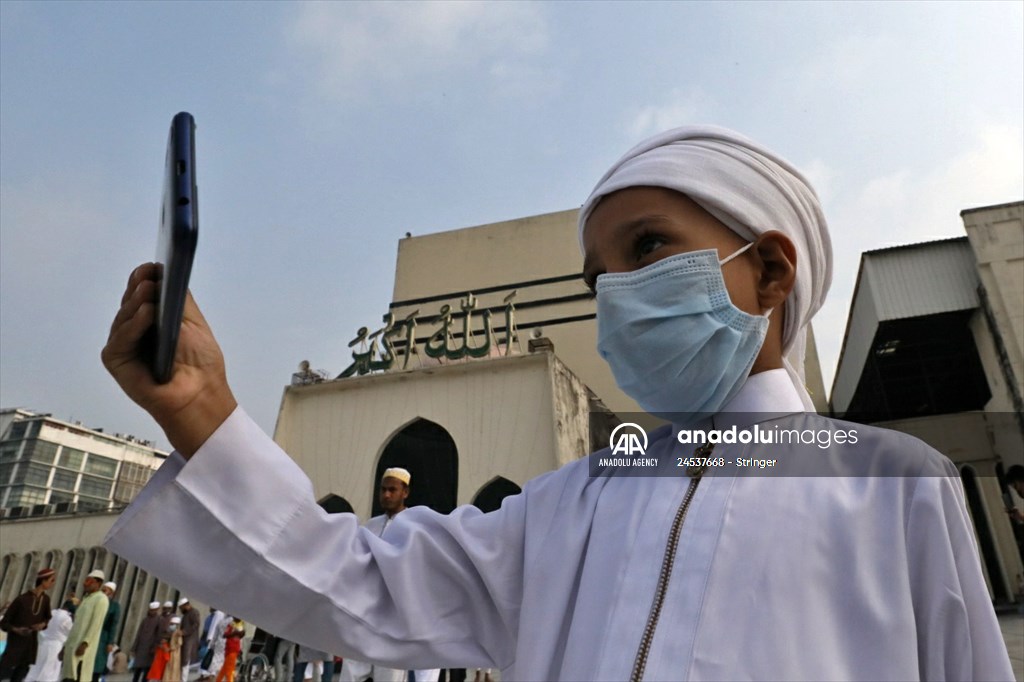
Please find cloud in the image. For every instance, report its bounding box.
[799,158,838,206]
[625,88,713,140]
[792,31,900,95]
[834,123,1023,252]
[286,1,551,101]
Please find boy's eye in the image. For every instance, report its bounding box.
[635,234,665,260]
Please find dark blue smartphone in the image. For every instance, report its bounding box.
[151,112,199,383]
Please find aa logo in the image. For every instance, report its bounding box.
[610,422,648,456]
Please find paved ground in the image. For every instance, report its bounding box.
[1003,610,1024,682]
[98,611,1024,682]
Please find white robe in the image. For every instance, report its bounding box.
[104,370,1013,680]
[25,609,73,682]
[339,514,441,682]
[200,614,229,678]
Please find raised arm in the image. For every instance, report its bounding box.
[102,265,528,670]
[105,412,526,668]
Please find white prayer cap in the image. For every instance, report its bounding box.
[178,597,189,606]
[579,125,833,408]
[382,467,411,485]
[163,601,173,608]
[149,601,161,610]
[103,581,117,592]
[86,569,105,581]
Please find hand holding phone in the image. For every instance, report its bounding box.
[103,112,237,456]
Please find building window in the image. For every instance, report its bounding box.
[78,475,113,499]
[0,463,14,485]
[113,462,154,504]
[0,444,19,463]
[49,491,74,505]
[6,485,47,507]
[51,470,78,491]
[84,454,118,478]
[57,447,85,470]
[77,496,108,512]
[19,463,51,487]
[118,461,152,485]
[113,481,134,504]
[6,422,27,440]
[24,440,59,465]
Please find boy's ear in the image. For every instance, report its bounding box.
[753,230,797,310]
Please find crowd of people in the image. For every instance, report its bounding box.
[1,466,492,682]
[0,570,250,682]
[0,567,119,682]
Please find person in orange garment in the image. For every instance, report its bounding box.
[147,635,171,682]
[214,618,244,682]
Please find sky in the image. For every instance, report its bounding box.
[1,1,1022,452]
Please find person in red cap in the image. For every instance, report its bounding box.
[0,567,56,682]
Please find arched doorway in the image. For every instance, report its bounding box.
[472,477,522,513]
[0,554,14,604]
[373,419,458,516]
[961,465,1009,602]
[61,548,85,605]
[318,494,355,515]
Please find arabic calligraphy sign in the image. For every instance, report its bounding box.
[338,291,520,378]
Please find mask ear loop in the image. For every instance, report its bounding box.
[718,242,755,266]
[719,242,774,319]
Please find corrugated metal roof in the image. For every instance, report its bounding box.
[864,238,979,321]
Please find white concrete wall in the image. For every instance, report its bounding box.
[963,201,1024,410]
[274,351,591,520]
[0,511,209,657]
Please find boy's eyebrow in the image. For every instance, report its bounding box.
[582,214,675,290]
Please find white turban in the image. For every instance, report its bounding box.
[578,125,833,409]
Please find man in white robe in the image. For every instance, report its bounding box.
[339,468,439,682]
[196,608,226,680]
[100,125,1014,681]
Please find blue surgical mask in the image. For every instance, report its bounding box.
[596,244,770,421]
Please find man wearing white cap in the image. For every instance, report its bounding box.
[177,598,201,682]
[91,582,120,682]
[60,570,108,682]
[130,602,163,682]
[158,601,175,639]
[340,468,439,682]
[102,125,1012,680]
[365,467,411,536]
